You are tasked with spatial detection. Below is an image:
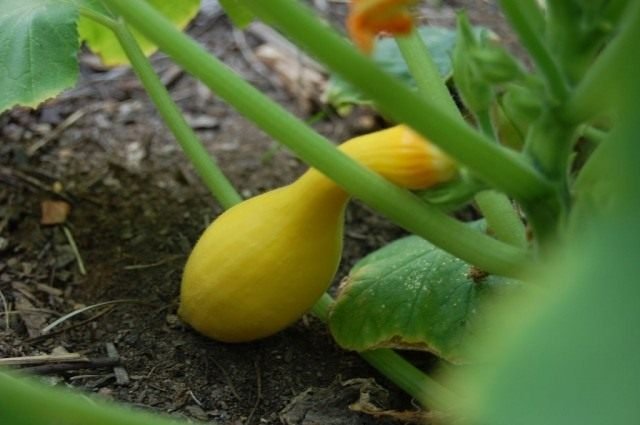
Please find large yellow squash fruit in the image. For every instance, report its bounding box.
[179,125,456,342]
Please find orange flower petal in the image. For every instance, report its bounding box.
[347,0,417,53]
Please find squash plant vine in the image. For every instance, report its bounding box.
[1,0,639,424]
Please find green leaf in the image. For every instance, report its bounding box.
[449,222,640,424]
[73,0,113,17]
[0,0,79,112]
[452,12,493,114]
[329,226,519,364]
[445,72,640,425]
[219,0,254,28]
[323,26,459,110]
[78,0,200,67]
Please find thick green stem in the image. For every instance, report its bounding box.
[580,125,607,145]
[546,1,584,84]
[77,5,116,27]
[395,35,527,249]
[563,1,640,123]
[475,191,527,248]
[394,31,460,118]
[473,110,527,247]
[360,349,455,409]
[497,0,569,103]
[477,109,497,141]
[0,371,188,425]
[310,293,455,409]
[526,112,576,184]
[100,0,531,278]
[237,0,553,206]
[520,111,575,241]
[309,292,334,322]
[81,11,242,209]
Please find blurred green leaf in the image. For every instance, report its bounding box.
[452,12,493,114]
[446,67,640,425]
[78,0,200,67]
[0,370,192,425]
[416,173,485,212]
[323,26,459,110]
[329,225,519,364]
[219,0,254,28]
[495,78,544,149]
[449,213,640,424]
[0,0,79,112]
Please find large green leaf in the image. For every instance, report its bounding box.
[0,0,79,112]
[323,26,458,110]
[449,221,640,424]
[329,227,519,364]
[447,53,640,424]
[78,0,200,67]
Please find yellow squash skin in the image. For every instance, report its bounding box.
[179,125,455,342]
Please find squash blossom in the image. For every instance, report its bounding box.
[347,0,418,53]
[179,125,456,343]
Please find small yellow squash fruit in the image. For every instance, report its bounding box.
[179,125,456,342]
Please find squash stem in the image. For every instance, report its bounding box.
[310,293,456,409]
[394,30,460,119]
[474,110,527,248]
[475,190,528,248]
[395,31,528,249]
[81,10,243,209]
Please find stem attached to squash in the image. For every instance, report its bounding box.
[310,293,456,409]
[99,0,532,278]
[80,10,242,209]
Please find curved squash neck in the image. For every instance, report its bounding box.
[287,124,455,213]
[290,168,351,209]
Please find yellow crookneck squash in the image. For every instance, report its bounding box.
[179,125,456,342]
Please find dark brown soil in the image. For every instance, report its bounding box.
[0,1,511,423]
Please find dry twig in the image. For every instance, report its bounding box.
[246,358,263,425]
[0,353,88,366]
[123,254,184,270]
[42,299,154,334]
[22,358,120,375]
[27,109,88,157]
[62,225,87,275]
[0,288,9,330]
[232,27,284,93]
[0,167,74,204]
[27,306,114,343]
[105,342,130,385]
[210,356,242,402]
